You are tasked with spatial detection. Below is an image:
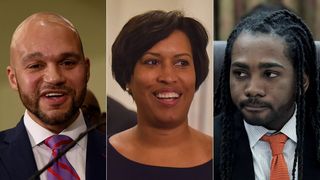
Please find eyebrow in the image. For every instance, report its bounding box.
[22,52,82,62]
[258,62,284,69]
[59,52,82,60]
[231,61,285,69]
[231,62,249,69]
[144,52,192,58]
[22,52,43,62]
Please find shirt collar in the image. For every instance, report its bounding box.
[23,109,87,149]
[244,107,297,148]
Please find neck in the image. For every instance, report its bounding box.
[133,121,192,147]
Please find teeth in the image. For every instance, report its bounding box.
[156,92,179,99]
[46,93,63,97]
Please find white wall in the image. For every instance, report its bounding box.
[107,0,213,136]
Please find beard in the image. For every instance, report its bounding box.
[242,109,281,127]
[238,97,295,130]
[17,83,87,126]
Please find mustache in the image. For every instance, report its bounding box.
[239,97,272,109]
[40,85,73,93]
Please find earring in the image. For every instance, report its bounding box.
[125,84,130,93]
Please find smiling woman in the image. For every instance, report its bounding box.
[107,10,212,179]
[128,30,196,129]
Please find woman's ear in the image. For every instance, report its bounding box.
[303,73,309,93]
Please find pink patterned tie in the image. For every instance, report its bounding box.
[44,135,80,180]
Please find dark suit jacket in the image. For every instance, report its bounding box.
[214,111,320,180]
[0,119,106,180]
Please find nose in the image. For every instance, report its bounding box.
[157,63,178,84]
[244,77,266,97]
[43,65,66,85]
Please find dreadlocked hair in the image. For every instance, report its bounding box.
[215,10,320,180]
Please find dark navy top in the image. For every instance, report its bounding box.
[107,140,212,180]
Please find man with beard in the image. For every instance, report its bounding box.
[0,12,105,179]
[214,10,320,180]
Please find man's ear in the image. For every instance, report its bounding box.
[303,72,309,94]
[7,66,18,90]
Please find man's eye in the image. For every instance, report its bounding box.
[265,71,279,78]
[61,60,76,67]
[232,70,248,79]
[27,64,43,69]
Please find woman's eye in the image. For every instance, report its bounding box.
[143,59,159,65]
[175,60,190,67]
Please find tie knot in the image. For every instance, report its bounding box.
[44,135,73,150]
[261,133,288,155]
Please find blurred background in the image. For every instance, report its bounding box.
[0,0,105,130]
[214,0,320,40]
[107,0,213,136]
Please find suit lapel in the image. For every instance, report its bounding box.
[85,130,106,180]
[302,124,320,179]
[0,120,38,180]
[232,112,255,180]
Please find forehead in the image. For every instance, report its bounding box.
[11,20,82,63]
[231,32,292,68]
[146,30,192,54]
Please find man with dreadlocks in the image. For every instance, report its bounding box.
[214,10,320,180]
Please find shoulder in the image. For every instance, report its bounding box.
[192,129,213,163]
[0,129,12,148]
[190,128,212,152]
[0,123,24,147]
[0,117,27,143]
[108,127,136,153]
[0,128,12,139]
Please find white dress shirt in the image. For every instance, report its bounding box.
[24,110,87,180]
[244,109,297,180]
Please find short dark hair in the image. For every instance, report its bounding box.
[215,10,320,180]
[112,10,209,91]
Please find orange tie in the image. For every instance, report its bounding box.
[261,133,289,180]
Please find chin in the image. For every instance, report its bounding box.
[152,116,186,129]
[40,113,69,125]
[244,118,265,126]
[37,107,78,125]
[242,113,269,127]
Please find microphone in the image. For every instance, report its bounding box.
[28,119,106,180]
